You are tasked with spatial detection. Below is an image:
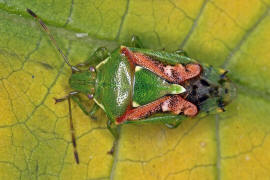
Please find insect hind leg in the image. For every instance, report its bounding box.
[164,119,183,129]
[106,119,120,155]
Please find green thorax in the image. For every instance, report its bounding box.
[94,49,133,120]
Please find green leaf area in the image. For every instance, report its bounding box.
[0,0,270,179]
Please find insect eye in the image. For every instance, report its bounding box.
[89,66,95,72]
[88,94,94,99]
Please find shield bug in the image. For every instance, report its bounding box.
[27,9,235,164]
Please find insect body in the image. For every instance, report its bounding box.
[27,9,234,164]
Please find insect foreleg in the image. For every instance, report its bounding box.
[54,91,79,104]
[70,96,99,120]
[85,47,110,66]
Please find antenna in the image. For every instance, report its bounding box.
[27,9,79,72]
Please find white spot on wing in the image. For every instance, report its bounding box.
[161,100,170,112]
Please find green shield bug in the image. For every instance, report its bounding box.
[27,9,235,164]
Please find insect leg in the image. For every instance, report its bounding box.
[106,119,120,155]
[219,69,228,79]
[89,103,99,118]
[107,119,119,139]
[84,47,110,66]
[164,119,183,129]
[69,47,110,71]
[67,96,80,164]
[130,35,144,48]
[174,49,189,57]
[71,96,99,120]
[54,91,79,103]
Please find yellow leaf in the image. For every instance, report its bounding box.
[1,0,270,179]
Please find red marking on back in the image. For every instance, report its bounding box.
[167,95,198,116]
[116,95,198,124]
[117,47,200,123]
[120,47,135,69]
[120,47,202,84]
[116,96,170,124]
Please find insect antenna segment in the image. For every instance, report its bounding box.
[26,8,80,72]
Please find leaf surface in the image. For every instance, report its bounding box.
[1,0,270,179]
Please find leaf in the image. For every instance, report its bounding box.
[1,0,270,179]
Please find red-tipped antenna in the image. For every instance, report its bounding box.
[27,9,79,72]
